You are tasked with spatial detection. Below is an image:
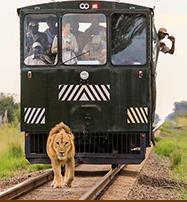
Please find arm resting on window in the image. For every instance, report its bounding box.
[51,36,57,54]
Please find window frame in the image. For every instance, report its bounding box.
[61,12,108,66]
[110,11,149,67]
[22,13,59,68]
[152,24,159,64]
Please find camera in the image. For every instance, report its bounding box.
[65,39,71,44]
[168,35,175,41]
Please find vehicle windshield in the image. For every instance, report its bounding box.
[24,14,58,66]
[111,13,147,66]
[58,14,107,65]
[23,13,147,67]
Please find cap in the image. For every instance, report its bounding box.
[91,35,102,44]
[158,27,168,35]
[28,21,38,27]
[47,16,56,23]
[32,42,42,48]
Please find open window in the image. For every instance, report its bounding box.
[111,13,147,66]
[60,14,107,65]
[24,14,58,66]
[152,24,159,65]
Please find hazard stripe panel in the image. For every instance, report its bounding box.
[127,107,148,124]
[24,108,45,124]
[58,84,110,102]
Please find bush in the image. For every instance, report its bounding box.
[0,94,20,123]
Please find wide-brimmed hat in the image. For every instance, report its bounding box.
[158,27,168,35]
[28,21,38,27]
[32,42,42,48]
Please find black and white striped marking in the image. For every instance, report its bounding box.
[24,108,45,124]
[127,107,148,124]
[58,84,110,101]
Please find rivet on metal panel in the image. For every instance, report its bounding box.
[27,71,32,79]
[140,133,145,138]
[138,71,144,79]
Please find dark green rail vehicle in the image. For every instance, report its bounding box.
[17,0,159,164]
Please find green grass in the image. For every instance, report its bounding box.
[0,123,51,179]
[154,116,187,199]
[28,164,51,172]
[181,191,187,200]
[0,123,24,154]
[154,139,178,157]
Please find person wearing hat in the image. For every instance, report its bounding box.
[158,27,175,54]
[24,42,52,65]
[25,20,49,57]
[150,28,175,145]
[81,35,106,64]
[84,16,106,43]
[44,16,58,48]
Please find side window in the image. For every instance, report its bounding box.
[111,13,147,66]
[24,14,58,66]
[152,25,159,64]
[61,14,107,65]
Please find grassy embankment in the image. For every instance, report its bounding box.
[0,123,50,179]
[154,115,187,199]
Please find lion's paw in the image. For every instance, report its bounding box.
[62,183,71,188]
[53,182,63,188]
[51,180,55,187]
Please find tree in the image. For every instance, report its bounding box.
[154,113,160,124]
[0,94,19,123]
[173,101,187,116]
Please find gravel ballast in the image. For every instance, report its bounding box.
[127,152,182,200]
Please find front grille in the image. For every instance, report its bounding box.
[30,133,47,154]
[74,133,141,154]
[28,133,143,155]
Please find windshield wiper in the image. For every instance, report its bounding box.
[63,50,90,64]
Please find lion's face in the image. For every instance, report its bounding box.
[53,129,73,161]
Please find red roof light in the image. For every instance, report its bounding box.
[92,3,99,9]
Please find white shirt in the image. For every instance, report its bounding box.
[24,55,46,65]
[51,33,78,64]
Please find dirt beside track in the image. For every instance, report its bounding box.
[101,152,183,200]
[0,153,184,200]
[127,152,182,200]
[0,170,48,192]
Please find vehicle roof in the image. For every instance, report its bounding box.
[17,0,153,16]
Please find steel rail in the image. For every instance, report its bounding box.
[0,169,53,200]
[79,164,126,200]
[0,162,80,200]
[79,122,164,200]
[153,120,164,133]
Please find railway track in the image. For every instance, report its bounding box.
[0,156,151,200]
[79,164,126,200]
[0,123,163,200]
[0,170,53,200]
[0,164,128,200]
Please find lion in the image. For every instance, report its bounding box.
[46,122,75,188]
